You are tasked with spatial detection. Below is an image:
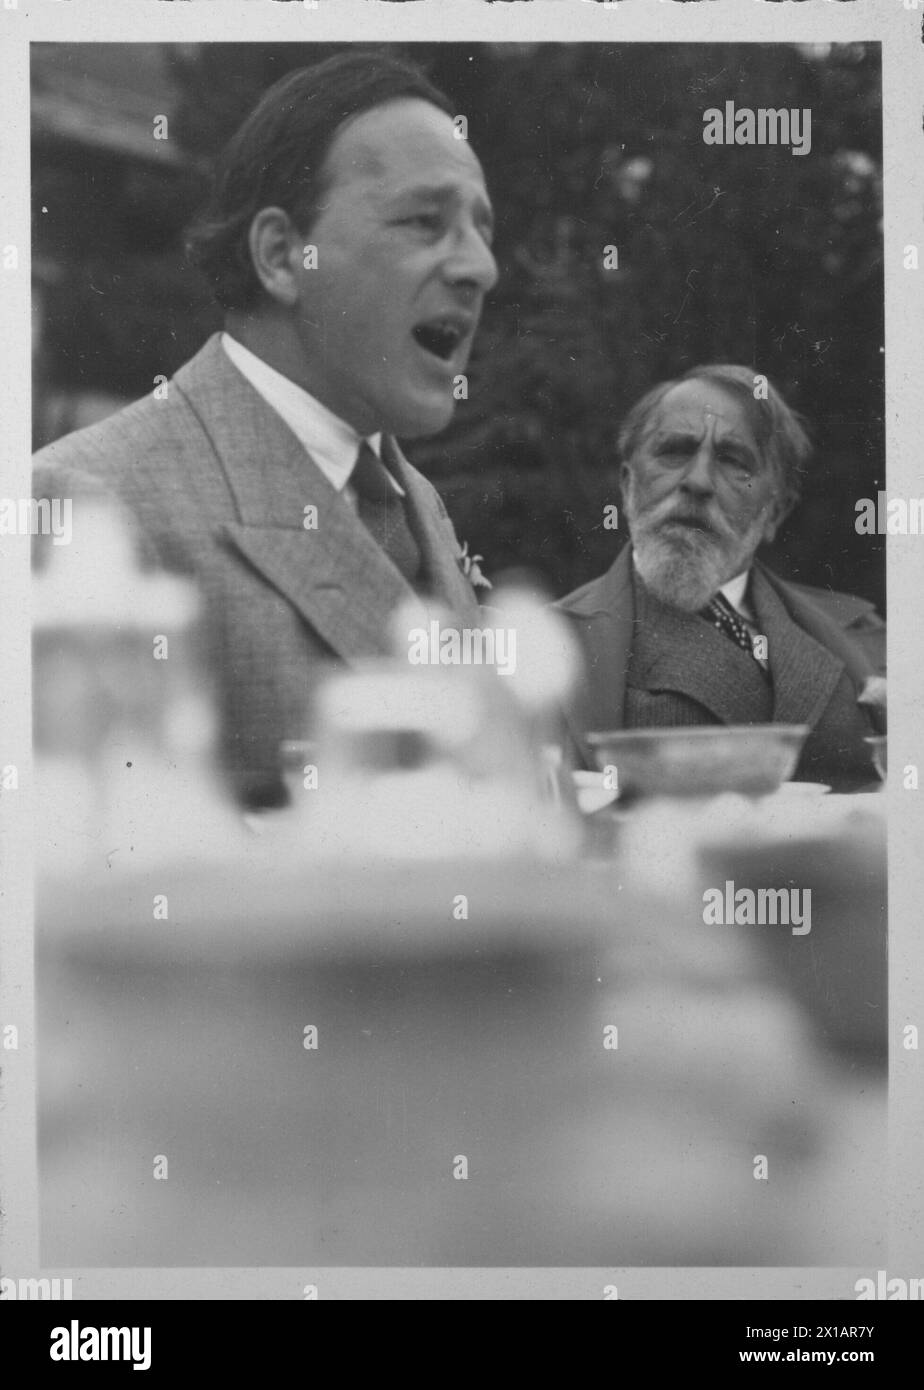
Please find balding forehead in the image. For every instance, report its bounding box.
[324,98,485,188]
[649,382,758,444]
[658,383,742,425]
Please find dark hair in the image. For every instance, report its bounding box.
[618,364,813,512]
[186,51,455,311]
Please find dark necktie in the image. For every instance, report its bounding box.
[702,591,770,678]
[349,441,421,585]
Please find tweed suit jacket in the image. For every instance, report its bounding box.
[33,334,482,807]
[555,545,886,791]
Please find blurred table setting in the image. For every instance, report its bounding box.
[34,498,887,1268]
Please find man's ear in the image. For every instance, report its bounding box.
[247,207,302,308]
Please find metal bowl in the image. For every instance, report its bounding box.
[585,724,810,801]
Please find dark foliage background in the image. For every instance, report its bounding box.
[32,41,884,608]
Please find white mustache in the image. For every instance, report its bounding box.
[645,505,731,543]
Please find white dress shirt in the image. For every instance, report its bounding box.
[719,570,753,621]
[220,332,404,505]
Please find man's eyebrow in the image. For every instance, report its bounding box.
[650,429,699,447]
[713,432,758,454]
[651,427,758,457]
[387,183,495,224]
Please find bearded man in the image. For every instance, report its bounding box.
[555,365,885,791]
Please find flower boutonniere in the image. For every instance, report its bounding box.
[458,540,492,591]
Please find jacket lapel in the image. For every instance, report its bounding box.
[750,564,864,728]
[222,518,426,665]
[630,586,771,726]
[173,336,461,662]
[757,563,876,688]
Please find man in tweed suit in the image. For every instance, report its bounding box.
[556,366,885,791]
[33,53,498,808]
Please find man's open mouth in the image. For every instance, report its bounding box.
[412,317,470,363]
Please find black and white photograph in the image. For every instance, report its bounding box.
[1,0,922,1324]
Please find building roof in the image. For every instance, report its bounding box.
[31,43,195,168]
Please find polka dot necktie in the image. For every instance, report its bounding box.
[702,591,769,678]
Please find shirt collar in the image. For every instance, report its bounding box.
[719,570,752,619]
[221,332,385,493]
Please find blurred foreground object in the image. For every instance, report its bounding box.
[857,675,887,735]
[281,590,585,860]
[613,788,887,1065]
[697,792,888,1064]
[34,534,884,1267]
[39,857,884,1267]
[288,664,580,861]
[864,735,887,783]
[33,493,249,874]
[586,724,809,804]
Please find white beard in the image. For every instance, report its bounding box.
[625,481,767,613]
[632,529,731,612]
